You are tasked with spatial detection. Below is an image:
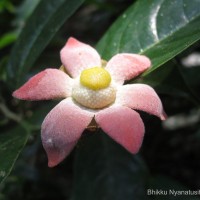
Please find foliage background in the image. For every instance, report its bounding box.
[0,0,200,199]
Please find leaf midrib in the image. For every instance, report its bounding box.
[18,0,69,72]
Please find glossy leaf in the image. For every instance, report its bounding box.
[71,131,149,200]
[0,126,29,184]
[97,0,200,76]
[7,0,84,87]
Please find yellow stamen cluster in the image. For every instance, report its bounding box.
[80,67,111,90]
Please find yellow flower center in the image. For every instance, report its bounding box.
[80,67,111,90]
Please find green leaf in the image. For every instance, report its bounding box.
[0,56,8,81]
[136,59,200,105]
[178,64,200,102]
[71,131,149,200]
[0,102,55,184]
[134,60,188,97]
[97,0,200,76]
[16,0,41,23]
[7,0,84,87]
[0,0,15,13]
[27,101,57,129]
[0,126,29,184]
[0,32,17,49]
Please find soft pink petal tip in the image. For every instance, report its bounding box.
[13,69,72,100]
[96,106,145,154]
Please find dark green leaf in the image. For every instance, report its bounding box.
[178,65,200,101]
[71,131,149,200]
[27,101,57,129]
[7,0,84,87]
[0,126,29,184]
[16,0,41,23]
[0,102,56,184]
[133,61,188,97]
[135,60,200,105]
[0,56,8,81]
[97,0,200,76]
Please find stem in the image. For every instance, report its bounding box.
[0,102,21,122]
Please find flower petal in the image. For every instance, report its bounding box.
[106,53,151,84]
[116,84,167,120]
[41,98,93,167]
[13,69,72,100]
[60,37,101,78]
[95,106,145,154]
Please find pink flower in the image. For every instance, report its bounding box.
[13,37,166,167]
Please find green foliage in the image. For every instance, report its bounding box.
[138,60,200,105]
[72,132,149,200]
[72,1,200,198]
[0,0,15,13]
[1,0,85,188]
[7,0,84,87]
[0,32,17,49]
[1,0,200,199]
[0,126,29,184]
[97,0,200,76]
[0,102,55,185]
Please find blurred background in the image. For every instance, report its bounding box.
[0,0,200,199]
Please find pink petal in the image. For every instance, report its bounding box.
[116,84,167,120]
[60,37,101,78]
[106,53,151,84]
[13,69,72,100]
[41,98,93,167]
[95,106,145,154]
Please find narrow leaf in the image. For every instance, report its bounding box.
[7,0,84,87]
